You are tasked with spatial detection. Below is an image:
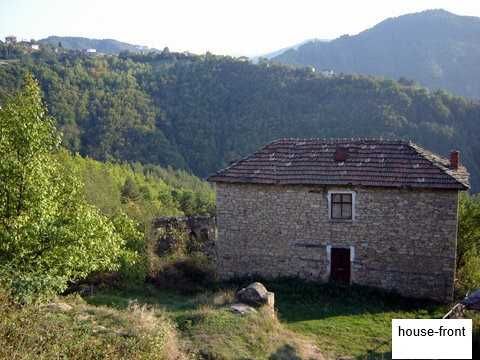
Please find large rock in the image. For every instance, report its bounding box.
[236,282,270,307]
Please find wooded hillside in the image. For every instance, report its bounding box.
[273,10,480,99]
[1,43,479,191]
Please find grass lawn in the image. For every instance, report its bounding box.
[268,281,448,359]
[83,280,479,359]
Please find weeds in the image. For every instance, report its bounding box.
[0,290,182,359]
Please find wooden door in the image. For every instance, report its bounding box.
[330,248,351,283]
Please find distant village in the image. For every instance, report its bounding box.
[1,35,337,78]
[2,35,97,54]
[4,35,40,51]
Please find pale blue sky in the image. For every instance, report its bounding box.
[1,0,480,56]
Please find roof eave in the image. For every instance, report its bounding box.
[208,177,469,190]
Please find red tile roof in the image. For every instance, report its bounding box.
[208,139,469,190]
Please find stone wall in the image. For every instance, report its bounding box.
[151,216,216,259]
[215,183,459,302]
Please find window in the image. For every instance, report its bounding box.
[330,193,353,220]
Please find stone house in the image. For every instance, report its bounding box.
[208,139,469,302]
[5,35,17,44]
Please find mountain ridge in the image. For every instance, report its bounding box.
[38,36,159,54]
[251,39,328,61]
[272,9,480,98]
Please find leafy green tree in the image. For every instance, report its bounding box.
[457,193,480,293]
[457,251,480,294]
[457,193,480,265]
[110,211,146,284]
[0,75,127,303]
[171,189,194,216]
[121,177,141,203]
[139,185,152,201]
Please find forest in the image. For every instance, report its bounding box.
[1,42,480,192]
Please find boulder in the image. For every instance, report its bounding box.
[236,282,269,307]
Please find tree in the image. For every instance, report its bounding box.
[0,75,127,303]
[457,193,480,265]
[456,193,480,293]
[121,177,141,203]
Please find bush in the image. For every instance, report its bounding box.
[456,193,480,296]
[111,211,148,285]
[149,256,216,294]
[457,250,480,295]
[121,177,141,203]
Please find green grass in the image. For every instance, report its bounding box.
[259,280,448,359]
[0,291,180,359]
[85,284,322,359]
[26,280,480,359]
[86,285,196,316]
[84,281,456,359]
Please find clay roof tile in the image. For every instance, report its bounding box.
[208,138,469,190]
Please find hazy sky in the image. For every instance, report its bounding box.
[1,0,480,56]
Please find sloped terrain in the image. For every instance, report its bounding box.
[273,10,480,99]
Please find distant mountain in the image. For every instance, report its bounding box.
[272,9,480,98]
[38,36,159,54]
[251,39,328,62]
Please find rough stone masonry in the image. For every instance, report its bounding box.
[216,183,458,301]
[209,139,470,302]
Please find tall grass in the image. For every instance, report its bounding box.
[0,290,182,359]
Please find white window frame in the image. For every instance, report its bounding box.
[327,190,356,221]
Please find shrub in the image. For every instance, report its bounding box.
[457,193,480,267]
[456,193,480,296]
[121,177,141,203]
[457,250,480,295]
[111,211,148,285]
[150,256,216,294]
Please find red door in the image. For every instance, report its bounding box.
[330,248,351,283]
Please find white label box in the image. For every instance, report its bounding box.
[392,319,472,359]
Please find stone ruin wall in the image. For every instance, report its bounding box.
[150,215,217,261]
